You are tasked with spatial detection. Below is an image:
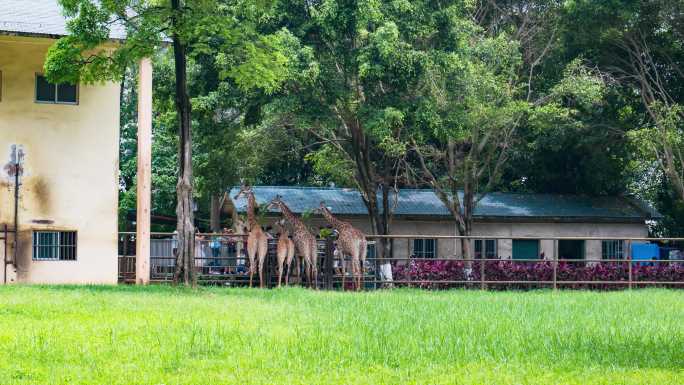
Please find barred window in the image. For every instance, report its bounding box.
[602,240,624,260]
[412,239,436,258]
[474,239,497,259]
[33,231,77,261]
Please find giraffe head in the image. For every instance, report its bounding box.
[233,182,252,200]
[266,194,286,211]
[314,201,332,215]
[273,218,289,236]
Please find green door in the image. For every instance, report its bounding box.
[512,240,540,260]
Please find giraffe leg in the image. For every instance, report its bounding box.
[312,245,319,290]
[339,253,346,291]
[247,242,257,288]
[312,260,318,290]
[305,259,311,288]
[277,256,284,288]
[358,240,367,291]
[258,240,267,288]
[284,254,293,286]
[353,258,362,291]
[248,255,256,288]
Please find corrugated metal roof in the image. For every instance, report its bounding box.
[0,0,126,39]
[228,186,660,221]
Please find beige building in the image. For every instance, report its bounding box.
[0,1,126,284]
[230,186,659,262]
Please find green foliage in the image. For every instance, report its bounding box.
[57,0,684,235]
[318,227,334,238]
[304,145,355,187]
[628,103,684,158]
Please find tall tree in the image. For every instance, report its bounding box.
[269,0,444,281]
[561,0,684,200]
[45,0,289,285]
[410,18,606,257]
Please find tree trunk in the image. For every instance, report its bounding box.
[171,0,195,287]
[662,145,684,202]
[378,184,394,284]
[360,182,394,286]
[210,194,221,233]
[456,221,472,259]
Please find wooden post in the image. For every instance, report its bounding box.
[626,239,632,290]
[553,239,558,291]
[407,238,412,288]
[136,57,153,285]
[480,255,485,290]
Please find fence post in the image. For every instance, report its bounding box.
[553,239,558,291]
[407,238,412,288]
[325,237,334,290]
[480,258,485,290]
[627,239,632,290]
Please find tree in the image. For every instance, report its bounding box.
[45,0,289,285]
[560,0,684,201]
[411,27,606,257]
[268,0,448,281]
[471,1,633,197]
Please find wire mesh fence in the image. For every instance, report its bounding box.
[118,233,684,290]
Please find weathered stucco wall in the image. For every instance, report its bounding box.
[0,35,119,284]
[273,214,649,260]
[472,222,648,259]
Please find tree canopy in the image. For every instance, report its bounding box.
[50,0,684,244]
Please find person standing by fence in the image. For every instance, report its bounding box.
[209,234,222,273]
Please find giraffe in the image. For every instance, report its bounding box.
[317,202,367,291]
[233,184,269,288]
[274,220,295,287]
[267,195,318,289]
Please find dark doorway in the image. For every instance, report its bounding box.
[558,240,585,260]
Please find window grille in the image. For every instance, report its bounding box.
[412,239,436,258]
[602,240,624,260]
[33,231,77,261]
[474,239,498,259]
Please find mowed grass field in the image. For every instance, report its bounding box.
[0,286,682,385]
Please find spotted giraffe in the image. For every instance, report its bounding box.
[317,202,367,290]
[268,196,318,289]
[274,220,295,287]
[233,185,268,288]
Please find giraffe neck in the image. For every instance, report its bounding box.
[246,193,258,229]
[322,207,345,229]
[278,202,306,232]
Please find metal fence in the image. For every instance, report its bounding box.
[118,233,684,290]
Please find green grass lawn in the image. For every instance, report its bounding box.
[0,286,682,385]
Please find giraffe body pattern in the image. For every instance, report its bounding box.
[234,186,269,288]
[274,221,295,287]
[268,196,318,289]
[319,203,367,290]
